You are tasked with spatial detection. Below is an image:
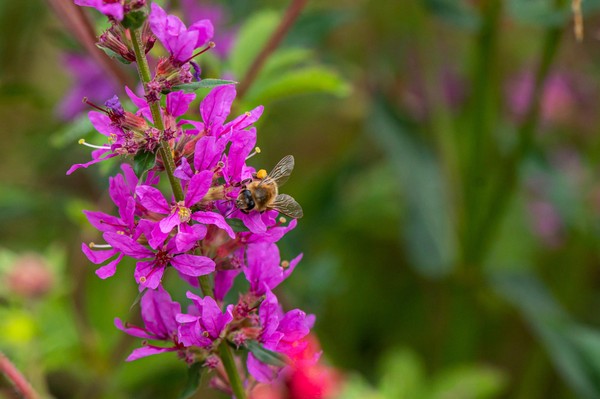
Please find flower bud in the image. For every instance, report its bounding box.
[6,254,54,299]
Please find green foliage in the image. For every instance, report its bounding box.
[170,79,239,93]
[178,362,204,399]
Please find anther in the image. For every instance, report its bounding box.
[183,42,217,64]
[281,260,290,269]
[89,242,112,249]
[279,217,287,224]
[78,139,110,150]
[254,146,261,153]
[139,276,147,283]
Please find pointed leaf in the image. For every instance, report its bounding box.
[134,150,156,177]
[178,362,204,399]
[170,79,239,93]
[246,340,287,367]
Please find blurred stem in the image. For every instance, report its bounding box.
[461,0,502,268]
[199,275,214,298]
[219,343,247,399]
[236,0,309,99]
[472,4,565,265]
[130,27,184,202]
[0,352,39,399]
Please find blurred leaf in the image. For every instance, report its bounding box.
[226,218,250,232]
[493,271,600,399]
[367,97,456,277]
[423,0,481,30]
[133,150,156,177]
[506,0,570,27]
[378,348,426,399]
[229,10,280,79]
[430,366,506,399]
[247,66,350,105]
[338,374,384,399]
[50,114,94,148]
[170,79,238,93]
[246,340,287,367]
[178,362,204,399]
[286,9,356,47]
[258,48,314,80]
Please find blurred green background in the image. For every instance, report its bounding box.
[4,0,600,398]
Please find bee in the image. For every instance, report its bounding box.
[236,155,303,219]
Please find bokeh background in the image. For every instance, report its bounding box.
[4,0,600,398]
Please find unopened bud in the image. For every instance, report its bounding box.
[6,254,54,299]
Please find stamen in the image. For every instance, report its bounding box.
[82,97,108,114]
[246,147,261,160]
[139,276,147,283]
[279,217,287,224]
[78,139,111,150]
[89,242,112,249]
[281,260,290,269]
[182,41,217,64]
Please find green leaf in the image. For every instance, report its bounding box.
[178,362,204,399]
[226,218,250,232]
[377,348,426,399]
[247,66,350,105]
[121,10,146,30]
[133,150,156,177]
[430,366,507,399]
[50,114,94,148]
[367,98,456,277]
[96,44,132,64]
[423,0,481,30]
[229,10,280,79]
[257,48,314,80]
[246,340,287,367]
[492,271,600,399]
[170,79,238,93]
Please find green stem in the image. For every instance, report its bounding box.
[220,342,247,399]
[199,275,214,298]
[472,8,565,264]
[461,0,502,268]
[130,27,184,202]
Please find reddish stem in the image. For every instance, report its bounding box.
[237,0,309,98]
[0,352,39,399]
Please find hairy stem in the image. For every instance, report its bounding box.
[130,27,184,202]
[0,352,39,399]
[220,343,247,399]
[237,0,309,98]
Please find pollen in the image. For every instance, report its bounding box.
[256,169,268,179]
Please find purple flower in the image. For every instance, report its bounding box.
[247,290,314,382]
[135,170,234,250]
[58,53,119,120]
[243,242,302,296]
[115,286,189,361]
[74,0,125,21]
[176,291,233,348]
[149,3,214,63]
[103,231,215,290]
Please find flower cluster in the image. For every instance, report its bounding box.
[69,2,314,397]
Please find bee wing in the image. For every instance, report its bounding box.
[262,155,294,187]
[270,194,303,219]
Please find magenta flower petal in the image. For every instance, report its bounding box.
[188,19,214,48]
[95,253,123,279]
[104,232,154,259]
[125,86,153,121]
[201,85,236,135]
[114,318,155,340]
[166,91,196,118]
[81,243,115,264]
[192,211,235,239]
[136,186,171,213]
[135,260,165,289]
[75,0,124,21]
[159,212,181,234]
[141,286,181,337]
[170,254,215,277]
[247,353,278,383]
[125,346,176,362]
[185,170,213,207]
[214,269,241,302]
[66,149,117,175]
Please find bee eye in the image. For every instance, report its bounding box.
[248,199,255,209]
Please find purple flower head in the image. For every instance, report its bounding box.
[115,286,189,361]
[74,0,126,21]
[135,170,234,250]
[149,3,214,63]
[243,242,302,296]
[247,289,314,382]
[176,291,233,348]
[103,231,215,290]
[58,53,119,120]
